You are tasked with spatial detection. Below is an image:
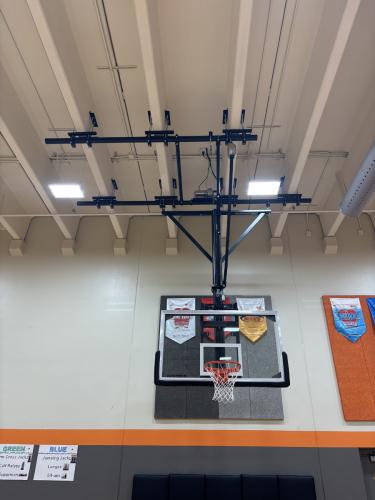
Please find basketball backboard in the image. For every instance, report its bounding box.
[155,306,289,388]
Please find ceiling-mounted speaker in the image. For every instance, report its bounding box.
[340,142,375,217]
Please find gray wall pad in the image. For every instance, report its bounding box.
[361,451,375,499]
[0,446,367,500]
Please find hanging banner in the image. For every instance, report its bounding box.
[236,297,267,343]
[0,444,33,481]
[367,298,375,325]
[165,298,196,344]
[330,298,366,343]
[34,445,78,481]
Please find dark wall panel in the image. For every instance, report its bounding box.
[0,446,367,500]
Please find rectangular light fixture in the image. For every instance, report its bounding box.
[49,184,84,199]
[248,180,281,196]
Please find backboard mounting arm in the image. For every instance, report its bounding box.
[222,147,235,288]
[45,115,312,309]
[165,213,212,263]
[222,211,267,260]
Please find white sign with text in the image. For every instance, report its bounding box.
[0,444,34,481]
[34,445,78,481]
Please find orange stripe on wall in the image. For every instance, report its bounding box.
[0,429,374,448]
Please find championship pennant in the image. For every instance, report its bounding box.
[330,297,366,343]
[236,297,267,343]
[165,298,196,344]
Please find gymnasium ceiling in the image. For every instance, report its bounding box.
[0,0,374,241]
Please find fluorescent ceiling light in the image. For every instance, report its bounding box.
[49,184,84,198]
[248,180,280,196]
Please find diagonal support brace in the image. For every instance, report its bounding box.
[221,212,267,261]
[165,213,212,262]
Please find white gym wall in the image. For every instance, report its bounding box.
[0,214,373,434]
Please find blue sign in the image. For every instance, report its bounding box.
[367,298,375,325]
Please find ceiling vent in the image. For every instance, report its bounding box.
[340,142,375,217]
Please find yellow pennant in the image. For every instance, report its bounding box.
[239,315,267,343]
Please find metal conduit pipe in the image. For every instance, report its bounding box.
[340,142,375,217]
[0,151,350,164]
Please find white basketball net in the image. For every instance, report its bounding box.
[205,361,241,404]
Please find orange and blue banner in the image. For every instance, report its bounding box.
[330,297,366,343]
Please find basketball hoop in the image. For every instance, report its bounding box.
[204,359,241,403]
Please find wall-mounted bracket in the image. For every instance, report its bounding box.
[89,111,98,128]
[67,131,97,148]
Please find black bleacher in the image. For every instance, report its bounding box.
[132,473,317,500]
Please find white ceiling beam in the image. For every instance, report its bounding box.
[226,0,254,139]
[0,65,76,239]
[27,0,126,239]
[321,212,346,237]
[0,181,31,239]
[133,0,176,239]
[0,216,29,240]
[270,0,361,237]
[318,169,347,236]
[222,0,254,234]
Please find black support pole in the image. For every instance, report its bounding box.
[175,142,184,201]
[213,140,225,352]
[222,148,235,287]
[211,140,223,310]
[212,210,222,307]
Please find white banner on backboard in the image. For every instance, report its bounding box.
[0,444,33,481]
[236,297,265,311]
[34,445,78,481]
[166,298,196,344]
